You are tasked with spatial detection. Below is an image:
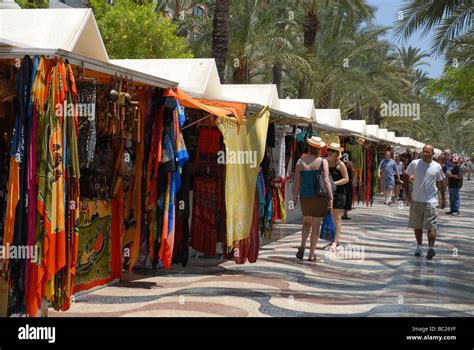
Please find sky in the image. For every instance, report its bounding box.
[367,0,445,78]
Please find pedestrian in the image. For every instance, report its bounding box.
[325,142,349,252]
[467,158,473,181]
[446,156,463,216]
[378,150,401,205]
[394,154,405,203]
[405,145,446,260]
[292,136,332,262]
[342,154,353,220]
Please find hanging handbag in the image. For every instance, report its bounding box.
[320,210,336,241]
[314,159,337,198]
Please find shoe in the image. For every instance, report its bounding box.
[426,248,436,260]
[414,246,423,257]
[446,211,453,215]
[452,212,460,216]
[308,255,324,263]
[341,215,352,220]
[296,247,305,260]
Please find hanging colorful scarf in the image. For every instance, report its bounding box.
[27,58,68,316]
[157,100,188,268]
[51,62,81,312]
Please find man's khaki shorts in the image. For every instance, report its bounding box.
[408,201,438,230]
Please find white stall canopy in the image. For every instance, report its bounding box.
[366,124,380,138]
[387,131,396,143]
[278,99,315,124]
[0,9,108,62]
[314,109,342,130]
[112,58,223,100]
[395,137,412,147]
[378,129,388,141]
[221,84,281,110]
[340,120,367,136]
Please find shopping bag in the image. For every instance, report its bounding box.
[320,210,336,241]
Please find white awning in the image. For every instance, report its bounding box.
[221,84,280,109]
[278,99,315,123]
[314,109,341,129]
[387,131,396,143]
[366,124,380,138]
[378,129,388,140]
[112,58,223,100]
[340,120,367,136]
[395,137,416,149]
[0,9,108,62]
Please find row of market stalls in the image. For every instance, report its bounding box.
[0,9,435,317]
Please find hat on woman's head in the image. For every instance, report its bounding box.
[307,136,326,148]
[327,142,343,152]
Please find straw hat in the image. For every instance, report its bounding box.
[307,136,326,148]
[327,142,343,152]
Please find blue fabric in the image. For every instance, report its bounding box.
[176,101,186,127]
[449,188,460,213]
[320,210,336,241]
[300,170,320,198]
[379,159,398,178]
[257,171,265,217]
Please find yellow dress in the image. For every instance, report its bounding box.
[216,107,270,249]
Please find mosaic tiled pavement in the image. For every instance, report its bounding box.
[51,180,474,317]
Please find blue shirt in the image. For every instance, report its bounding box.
[379,159,398,178]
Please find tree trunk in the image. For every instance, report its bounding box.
[298,11,320,98]
[318,86,333,108]
[211,0,230,83]
[233,56,248,84]
[272,63,283,96]
[368,105,376,124]
[374,109,382,125]
[303,11,320,51]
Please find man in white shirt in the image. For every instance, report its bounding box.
[405,145,446,260]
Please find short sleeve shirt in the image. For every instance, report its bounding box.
[405,159,445,204]
[379,159,398,178]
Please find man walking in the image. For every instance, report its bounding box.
[394,154,404,203]
[405,145,446,260]
[446,156,463,215]
[378,150,400,205]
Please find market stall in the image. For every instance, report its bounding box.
[0,47,180,316]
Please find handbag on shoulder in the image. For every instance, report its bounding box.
[314,159,336,197]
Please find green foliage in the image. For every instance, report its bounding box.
[90,0,193,59]
[428,66,474,105]
[16,0,48,8]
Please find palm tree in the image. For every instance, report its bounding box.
[396,46,431,71]
[394,0,474,55]
[295,0,373,97]
[211,0,230,82]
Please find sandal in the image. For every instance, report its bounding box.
[296,247,305,260]
[324,243,333,250]
[328,245,337,253]
[308,255,324,263]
